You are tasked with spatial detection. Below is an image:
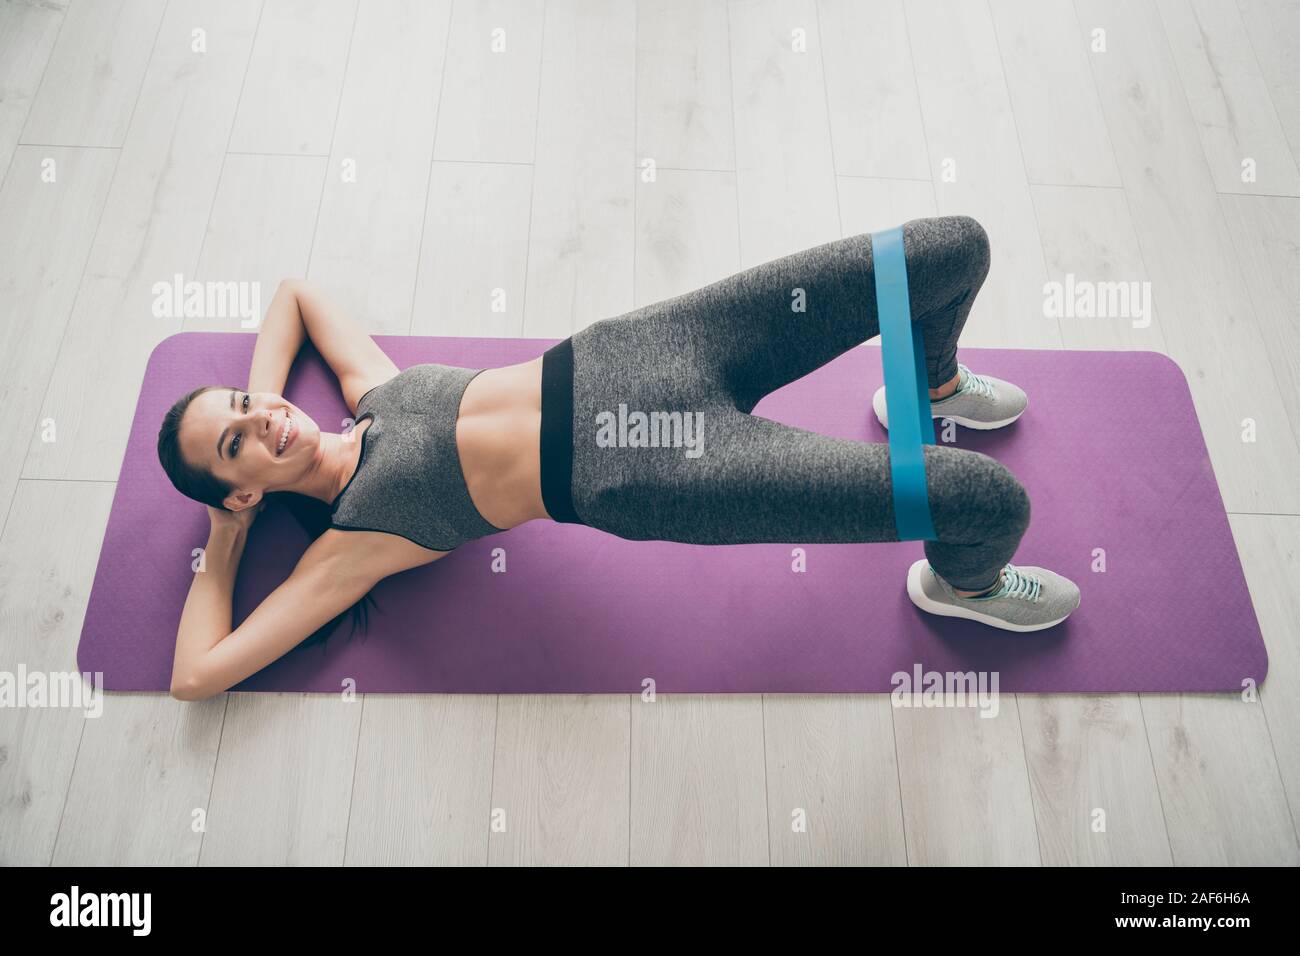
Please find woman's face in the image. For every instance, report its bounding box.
[180,388,322,507]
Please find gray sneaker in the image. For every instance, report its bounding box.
[873,363,1027,430]
[906,559,1080,632]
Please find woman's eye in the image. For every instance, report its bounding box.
[227,394,251,456]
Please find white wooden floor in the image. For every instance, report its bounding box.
[1,0,1298,866]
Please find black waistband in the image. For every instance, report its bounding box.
[540,337,585,525]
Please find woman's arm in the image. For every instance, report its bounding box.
[170,506,260,690]
[245,281,307,396]
[170,517,446,701]
[247,279,399,413]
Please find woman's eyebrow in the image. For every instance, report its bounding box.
[216,388,238,459]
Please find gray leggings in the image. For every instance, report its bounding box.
[550,215,1030,592]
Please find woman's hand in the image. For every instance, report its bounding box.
[207,501,264,533]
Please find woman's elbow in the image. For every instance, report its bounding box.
[170,672,216,702]
[169,676,199,701]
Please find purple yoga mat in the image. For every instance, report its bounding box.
[78,332,1266,694]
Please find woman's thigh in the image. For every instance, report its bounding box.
[570,397,1030,590]
[569,405,898,544]
[571,217,991,419]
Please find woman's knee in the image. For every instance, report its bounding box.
[924,446,1030,541]
[980,453,1030,537]
[947,215,990,275]
[902,215,991,288]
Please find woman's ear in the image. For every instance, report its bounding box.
[223,488,263,513]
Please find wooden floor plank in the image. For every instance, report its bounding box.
[1218,194,1300,441]
[433,0,545,165]
[1019,696,1172,865]
[633,167,740,305]
[489,696,631,865]
[412,161,534,337]
[630,695,767,866]
[990,0,1122,187]
[894,703,1041,866]
[345,695,497,865]
[1142,689,1298,865]
[727,0,840,264]
[190,154,327,321]
[20,0,165,148]
[636,0,735,171]
[1227,514,1300,842]
[1158,0,1300,196]
[200,693,362,865]
[0,481,115,864]
[0,0,65,180]
[1237,0,1300,172]
[55,691,225,866]
[1030,183,1167,351]
[0,146,117,508]
[766,695,908,865]
[227,0,357,155]
[819,0,929,181]
[522,0,636,336]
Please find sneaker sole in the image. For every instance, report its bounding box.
[873,390,1026,431]
[929,410,1024,430]
[906,560,1072,633]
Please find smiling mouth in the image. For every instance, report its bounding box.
[276,414,295,456]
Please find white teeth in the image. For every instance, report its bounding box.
[277,415,292,454]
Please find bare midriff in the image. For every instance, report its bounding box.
[454,355,550,529]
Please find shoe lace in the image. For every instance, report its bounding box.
[998,563,1042,603]
[955,363,995,399]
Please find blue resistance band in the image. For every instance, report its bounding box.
[871,226,937,541]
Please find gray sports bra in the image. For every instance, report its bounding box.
[329,363,505,551]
